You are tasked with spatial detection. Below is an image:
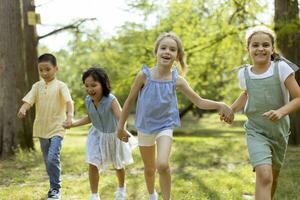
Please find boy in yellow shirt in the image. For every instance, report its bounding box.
[17,53,73,200]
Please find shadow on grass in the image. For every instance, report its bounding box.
[173,129,244,137]
[171,135,249,199]
[172,147,222,199]
[65,129,245,139]
[0,150,45,186]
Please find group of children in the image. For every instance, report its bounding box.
[17,26,300,200]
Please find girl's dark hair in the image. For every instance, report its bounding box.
[82,67,111,97]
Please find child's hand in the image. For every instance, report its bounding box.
[117,128,130,143]
[63,119,72,129]
[262,110,284,122]
[17,108,27,119]
[220,112,234,124]
[219,103,234,124]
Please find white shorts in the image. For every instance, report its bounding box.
[138,129,173,146]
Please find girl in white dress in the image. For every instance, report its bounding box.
[65,67,136,200]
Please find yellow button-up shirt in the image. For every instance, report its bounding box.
[23,78,72,138]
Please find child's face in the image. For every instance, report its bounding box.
[248,32,274,65]
[156,37,178,67]
[38,62,57,82]
[84,75,103,102]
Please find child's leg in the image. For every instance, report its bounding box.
[255,164,273,200]
[40,136,63,190]
[39,138,50,176]
[271,168,280,199]
[116,168,125,188]
[139,145,156,194]
[115,168,126,199]
[89,164,100,193]
[47,136,63,190]
[156,136,172,200]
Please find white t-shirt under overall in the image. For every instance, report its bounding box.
[238,61,294,105]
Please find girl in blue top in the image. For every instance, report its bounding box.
[230,26,300,200]
[117,32,233,200]
[65,67,136,200]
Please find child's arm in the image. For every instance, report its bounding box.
[63,101,74,128]
[112,98,131,142]
[18,86,36,119]
[176,76,233,123]
[117,71,146,136]
[64,115,91,128]
[231,91,247,113]
[17,102,31,119]
[263,74,300,121]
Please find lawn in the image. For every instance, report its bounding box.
[0,114,299,200]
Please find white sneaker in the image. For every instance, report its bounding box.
[149,191,158,200]
[115,189,126,200]
[89,193,100,200]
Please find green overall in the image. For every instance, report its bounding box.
[244,62,290,170]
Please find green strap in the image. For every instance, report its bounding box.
[274,56,299,72]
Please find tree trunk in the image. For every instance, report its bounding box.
[19,0,39,149]
[0,0,27,158]
[23,0,39,87]
[274,0,300,145]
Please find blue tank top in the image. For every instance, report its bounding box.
[85,94,118,133]
[135,65,180,134]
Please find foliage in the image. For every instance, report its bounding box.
[43,0,268,116]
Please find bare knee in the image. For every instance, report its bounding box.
[157,162,170,174]
[257,170,273,186]
[89,164,98,172]
[116,168,125,173]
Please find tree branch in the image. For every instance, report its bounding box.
[185,25,251,56]
[38,18,96,40]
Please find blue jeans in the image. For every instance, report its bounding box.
[39,136,63,189]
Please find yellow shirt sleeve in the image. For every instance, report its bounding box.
[60,82,72,102]
[22,83,37,106]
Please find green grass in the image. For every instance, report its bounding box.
[0,114,299,200]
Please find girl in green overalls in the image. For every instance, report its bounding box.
[230,26,300,200]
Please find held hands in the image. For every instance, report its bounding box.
[62,118,73,129]
[262,110,284,122]
[218,103,234,124]
[117,128,130,143]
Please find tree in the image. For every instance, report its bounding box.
[274,0,300,145]
[0,0,97,157]
[20,0,39,150]
[0,0,27,158]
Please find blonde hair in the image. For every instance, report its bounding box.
[245,25,279,60]
[154,32,187,74]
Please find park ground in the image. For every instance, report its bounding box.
[0,114,299,200]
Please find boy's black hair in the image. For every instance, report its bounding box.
[82,67,111,97]
[38,53,57,66]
